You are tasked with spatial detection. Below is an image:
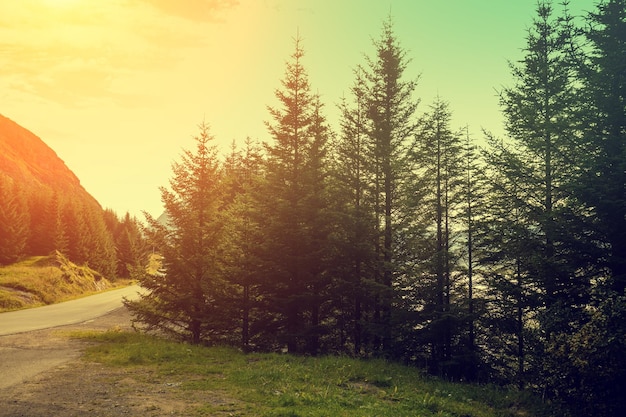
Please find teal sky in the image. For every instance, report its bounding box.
[1,0,595,217]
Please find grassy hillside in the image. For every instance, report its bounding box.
[0,252,113,311]
[75,330,554,417]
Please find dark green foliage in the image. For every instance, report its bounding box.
[481,0,588,390]
[576,0,626,293]
[331,67,379,356]
[0,175,29,265]
[406,97,469,377]
[220,137,266,351]
[104,209,148,279]
[126,123,231,345]
[458,128,486,382]
[553,290,626,416]
[18,3,618,415]
[475,1,626,414]
[546,1,626,414]
[361,16,420,356]
[255,36,333,355]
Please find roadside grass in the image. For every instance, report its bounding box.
[0,252,128,311]
[75,330,552,417]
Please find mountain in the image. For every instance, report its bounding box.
[0,114,94,200]
[0,114,119,276]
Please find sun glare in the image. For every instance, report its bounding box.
[41,0,81,7]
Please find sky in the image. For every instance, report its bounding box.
[1,0,595,218]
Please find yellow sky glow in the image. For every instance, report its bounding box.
[41,0,81,6]
[1,0,594,218]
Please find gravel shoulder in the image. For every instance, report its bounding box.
[0,307,224,417]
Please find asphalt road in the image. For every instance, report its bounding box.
[0,286,142,390]
[0,285,142,336]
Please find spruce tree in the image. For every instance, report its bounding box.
[458,127,485,380]
[577,0,626,293]
[83,204,118,278]
[114,212,148,279]
[333,68,379,355]
[62,201,90,264]
[0,175,29,264]
[480,136,541,387]
[408,97,465,375]
[562,1,626,414]
[50,193,68,256]
[482,0,587,389]
[259,35,332,354]
[220,138,265,351]
[26,187,53,256]
[362,16,419,355]
[126,122,228,344]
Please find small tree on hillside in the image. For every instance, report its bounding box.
[0,175,29,264]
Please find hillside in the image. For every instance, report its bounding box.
[0,114,144,279]
[0,114,94,199]
[0,252,113,312]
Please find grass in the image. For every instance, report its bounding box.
[0,252,124,311]
[75,330,552,417]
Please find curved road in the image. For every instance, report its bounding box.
[0,285,142,390]
[0,285,142,336]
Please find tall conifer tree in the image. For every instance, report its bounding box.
[362,16,419,354]
[259,36,331,354]
[563,1,626,413]
[484,0,585,388]
[333,68,378,355]
[408,97,465,375]
[578,0,626,293]
[127,123,228,344]
[221,138,265,351]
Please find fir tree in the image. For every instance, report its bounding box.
[562,1,626,414]
[259,35,332,354]
[0,175,29,264]
[362,16,419,355]
[333,67,378,355]
[407,97,465,376]
[126,122,228,344]
[483,0,587,388]
[220,138,265,351]
[577,0,626,293]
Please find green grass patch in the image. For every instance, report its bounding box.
[75,330,552,417]
[0,252,115,311]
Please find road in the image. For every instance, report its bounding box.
[0,284,141,336]
[0,286,141,391]
[0,285,140,336]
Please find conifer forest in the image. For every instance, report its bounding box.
[2,1,624,415]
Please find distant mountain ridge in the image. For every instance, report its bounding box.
[0,114,93,199]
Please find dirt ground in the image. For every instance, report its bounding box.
[0,308,240,417]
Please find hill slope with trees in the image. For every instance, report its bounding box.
[0,114,146,280]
